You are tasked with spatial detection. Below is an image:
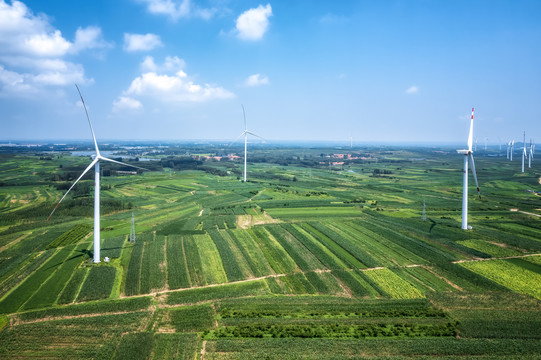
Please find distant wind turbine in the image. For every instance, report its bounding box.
[456,108,481,230]
[231,105,264,182]
[529,139,534,168]
[522,131,527,173]
[48,84,147,263]
[510,140,515,161]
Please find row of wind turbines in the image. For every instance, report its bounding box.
[505,134,535,172]
[48,86,534,263]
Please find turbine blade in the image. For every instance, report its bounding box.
[469,154,481,199]
[467,108,474,152]
[228,131,246,147]
[47,158,98,221]
[242,104,247,131]
[100,156,148,171]
[75,84,100,155]
[246,131,265,141]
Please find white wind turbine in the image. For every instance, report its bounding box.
[456,108,481,230]
[529,139,534,168]
[231,105,264,182]
[48,84,147,263]
[522,131,527,173]
[510,140,515,161]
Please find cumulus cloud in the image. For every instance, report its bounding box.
[405,85,419,94]
[140,55,185,72]
[236,4,272,41]
[0,1,110,95]
[112,96,143,112]
[72,26,112,53]
[244,73,269,87]
[125,71,234,102]
[136,0,215,20]
[113,56,234,111]
[123,33,163,52]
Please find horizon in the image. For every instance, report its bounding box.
[0,137,532,149]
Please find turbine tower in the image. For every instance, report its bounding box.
[522,132,527,173]
[232,105,264,182]
[510,140,515,161]
[529,139,534,168]
[456,108,481,230]
[129,212,136,243]
[48,84,146,263]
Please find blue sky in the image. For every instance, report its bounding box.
[1,0,540,143]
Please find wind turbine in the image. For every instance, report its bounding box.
[456,108,481,230]
[510,140,515,161]
[529,139,534,168]
[231,105,264,182]
[522,131,527,173]
[48,84,147,263]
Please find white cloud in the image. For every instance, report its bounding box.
[123,33,163,52]
[405,85,419,94]
[140,55,185,72]
[244,73,269,87]
[117,56,234,105]
[24,30,71,57]
[0,1,109,96]
[113,96,143,112]
[137,0,215,20]
[125,71,233,102]
[72,26,112,53]
[236,4,272,41]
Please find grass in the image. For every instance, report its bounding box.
[460,259,541,299]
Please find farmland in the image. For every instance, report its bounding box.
[0,143,540,358]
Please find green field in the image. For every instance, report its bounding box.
[1,144,540,359]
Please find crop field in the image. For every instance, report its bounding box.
[0,145,540,358]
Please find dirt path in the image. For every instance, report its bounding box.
[424,266,463,291]
[200,340,207,360]
[12,309,149,326]
[247,190,261,202]
[152,273,288,297]
[0,232,32,252]
[453,253,541,264]
[516,210,541,218]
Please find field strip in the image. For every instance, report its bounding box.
[11,309,150,326]
[150,273,288,297]
[453,253,541,263]
[0,232,32,253]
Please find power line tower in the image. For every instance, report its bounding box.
[129,212,136,243]
[421,200,427,221]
